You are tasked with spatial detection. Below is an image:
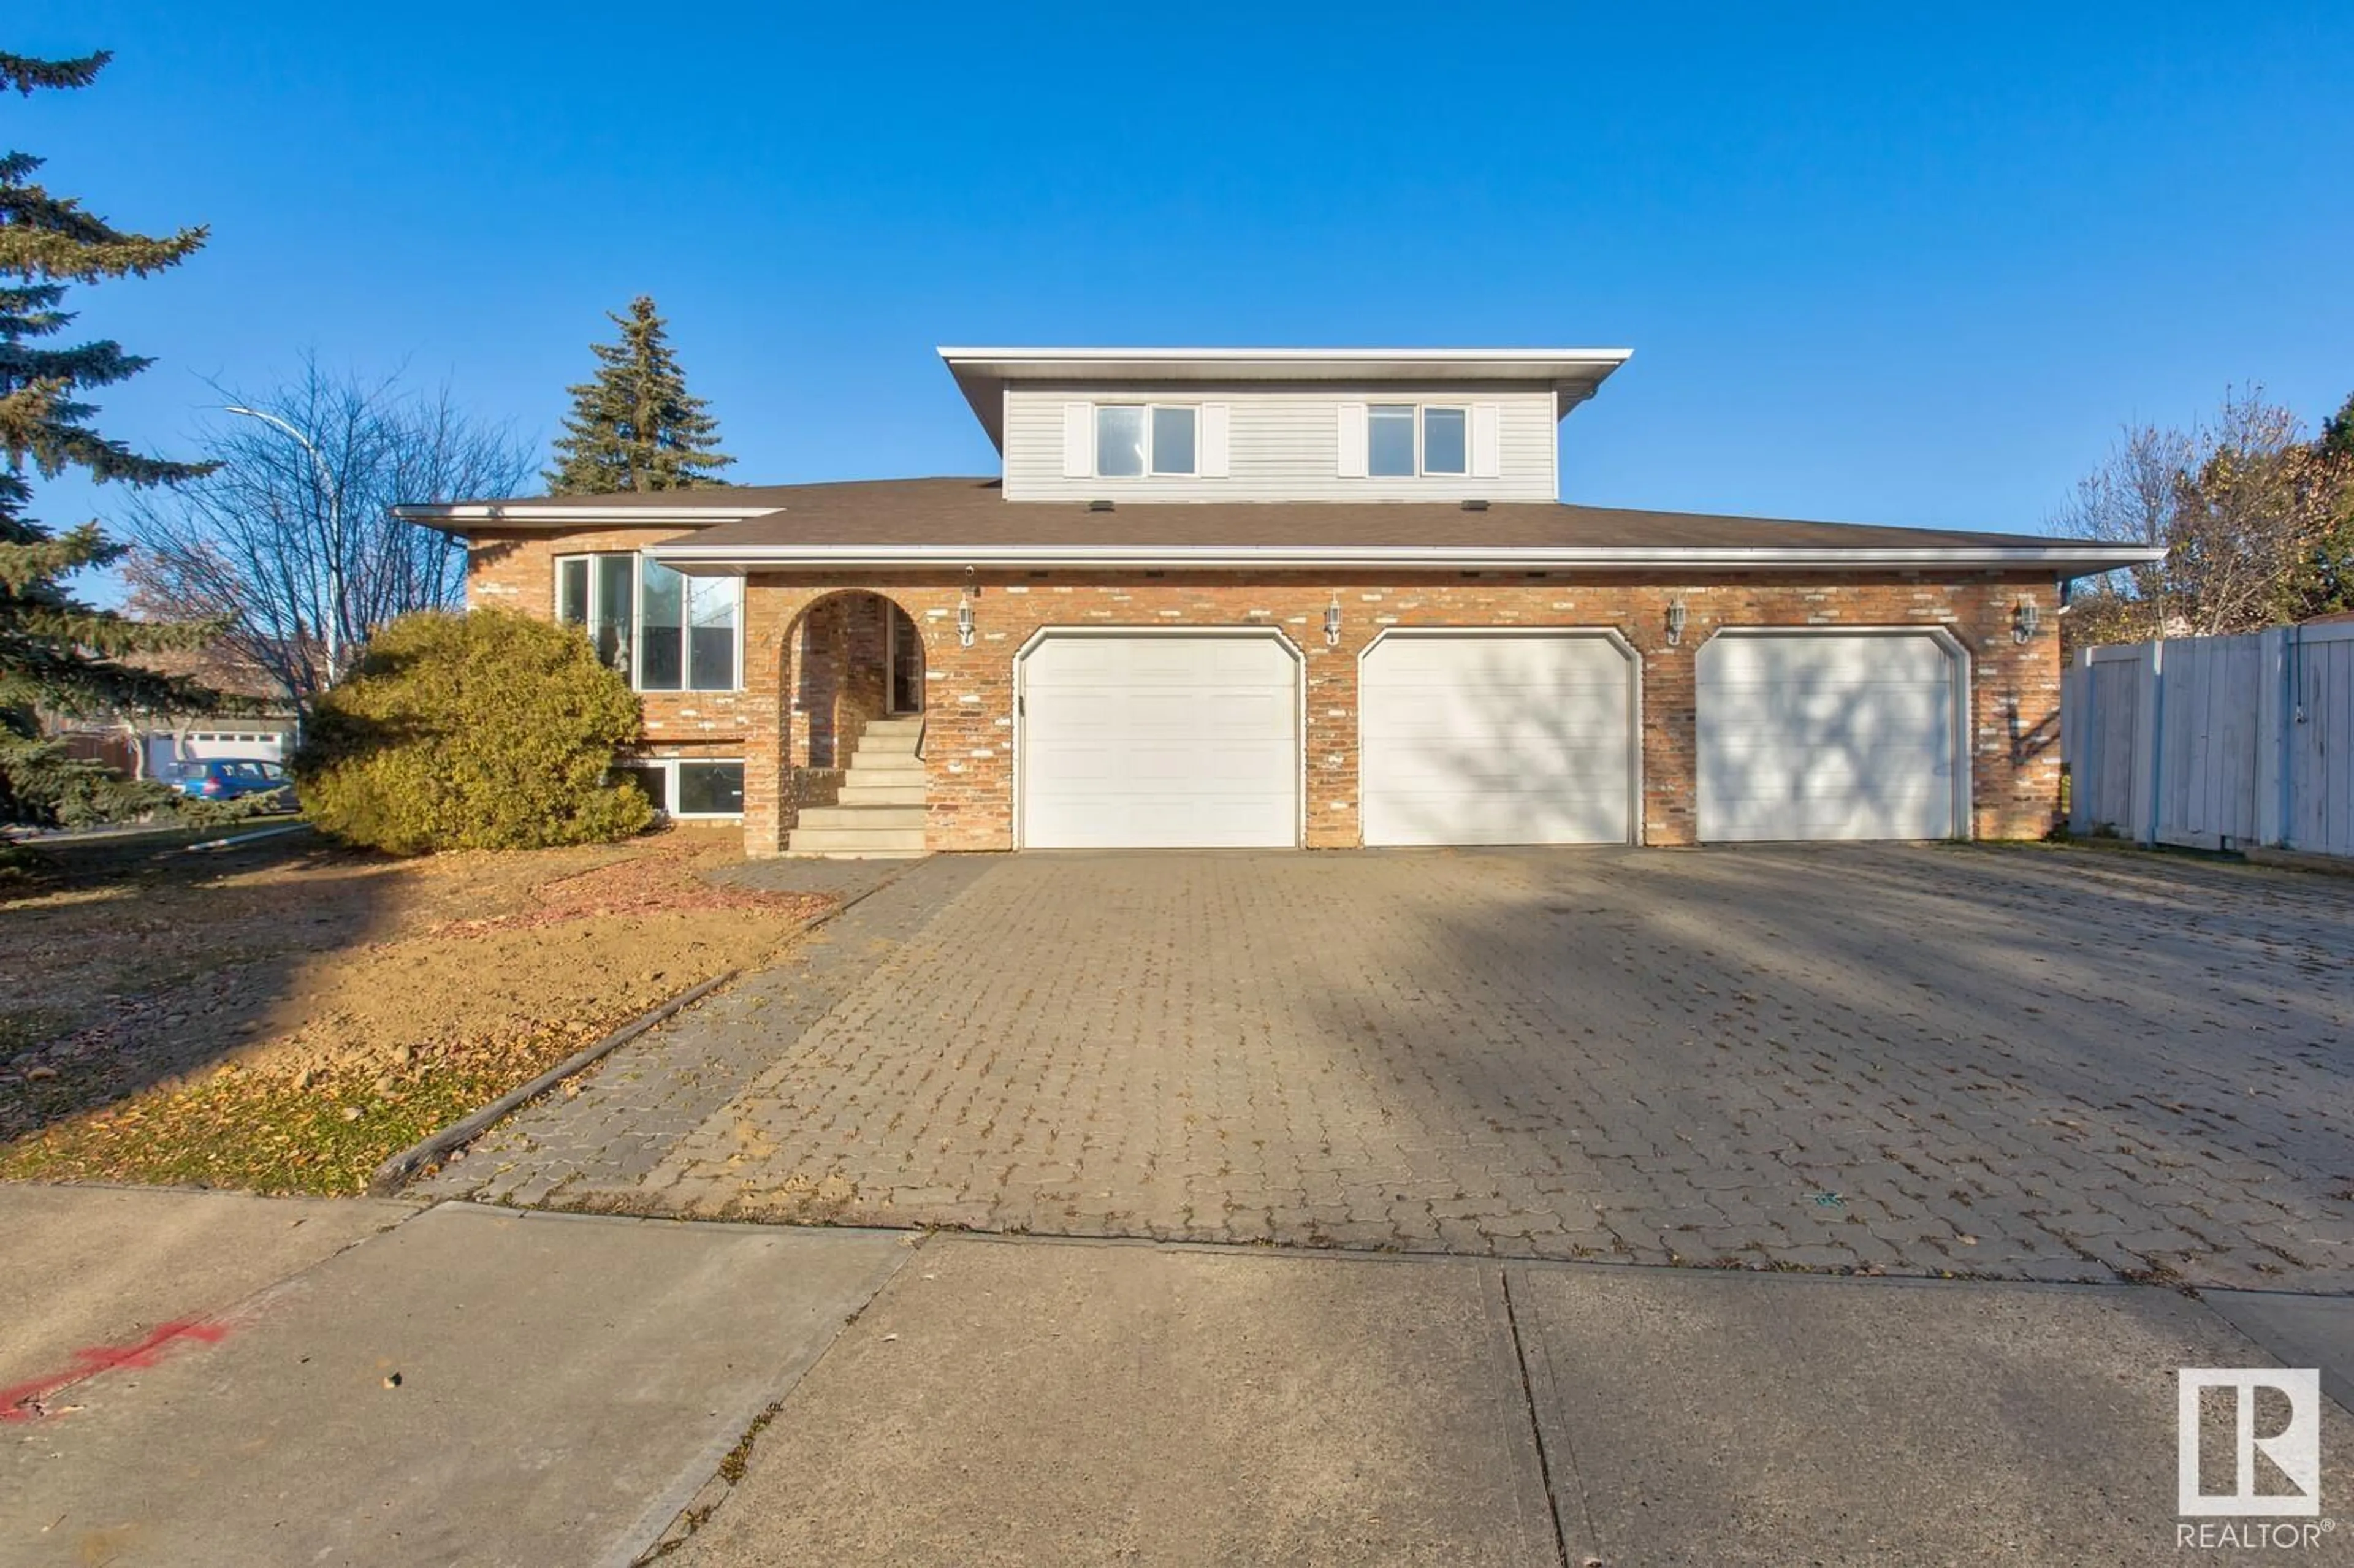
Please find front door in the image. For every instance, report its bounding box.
[888,606,924,714]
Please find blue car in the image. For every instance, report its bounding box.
[174,758,297,810]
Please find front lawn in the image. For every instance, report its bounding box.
[0,826,830,1193]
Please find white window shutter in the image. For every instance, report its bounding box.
[1200,403,1230,478]
[1470,403,1502,479]
[1337,402,1368,478]
[1062,402,1092,478]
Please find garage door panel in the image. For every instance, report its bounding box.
[1369,696,1629,744]
[1705,715,1953,757]
[1368,721,1632,768]
[1020,633,1300,849]
[1707,751,1951,797]
[1767,687,1951,727]
[1114,739,1293,785]
[1697,633,1959,842]
[1373,745,1632,791]
[1021,793,1295,850]
[1368,791,1628,846]
[1707,635,1950,683]
[1740,782,1954,835]
[1024,740,1124,785]
[1361,633,1635,847]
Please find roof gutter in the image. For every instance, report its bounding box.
[649,541,2163,578]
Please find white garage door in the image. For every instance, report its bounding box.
[1019,632,1299,848]
[1361,632,1636,846]
[1697,632,1961,841]
[181,729,288,762]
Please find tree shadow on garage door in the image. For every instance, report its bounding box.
[1358,634,1639,848]
[1689,633,1964,842]
[1366,634,1960,848]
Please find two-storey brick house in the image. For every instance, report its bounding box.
[398,347,2154,856]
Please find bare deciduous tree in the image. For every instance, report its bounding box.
[2055,387,2353,648]
[118,359,535,709]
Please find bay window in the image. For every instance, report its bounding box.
[555,553,739,691]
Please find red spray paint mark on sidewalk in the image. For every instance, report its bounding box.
[0,1319,232,1421]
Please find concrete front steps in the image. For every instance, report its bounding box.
[787,717,927,857]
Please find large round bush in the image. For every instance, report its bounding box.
[296,609,655,853]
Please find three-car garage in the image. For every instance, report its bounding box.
[1013,624,1967,850]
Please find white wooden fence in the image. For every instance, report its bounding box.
[2061,621,2354,856]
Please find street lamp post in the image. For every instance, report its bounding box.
[224,405,345,687]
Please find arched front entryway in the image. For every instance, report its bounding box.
[785,591,924,769]
[779,590,928,856]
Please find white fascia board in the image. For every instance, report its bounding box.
[935,345,1636,367]
[936,346,1634,387]
[392,503,779,526]
[939,348,1635,449]
[651,541,2165,575]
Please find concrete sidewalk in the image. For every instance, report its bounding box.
[6,1195,908,1567]
[673,1238,2354,1567]
[1,1184,415,1395]
[9,1187,2354,1566]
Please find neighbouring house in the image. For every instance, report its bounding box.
[395,346,2158,856]
[39,642,299,783]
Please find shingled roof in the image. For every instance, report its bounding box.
[397,476,2157,577]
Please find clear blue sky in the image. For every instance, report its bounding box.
[17,2,2353,563]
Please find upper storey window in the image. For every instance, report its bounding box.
[1422,407,1468,475]
[1343,401,1498,481]
[1094,404,1198,477]
[556,552,740,692]
[1368,404,1468,477]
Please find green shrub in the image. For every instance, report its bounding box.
[295,609,655,854]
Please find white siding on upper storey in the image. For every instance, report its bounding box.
[1000,384,1560,503]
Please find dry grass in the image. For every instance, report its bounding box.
[0,825,830,1193]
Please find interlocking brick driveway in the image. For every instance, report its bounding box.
[442,846,2354,1291]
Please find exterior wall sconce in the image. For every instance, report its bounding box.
[956,593,976,648]
[2013,599,2040,644]
[1665,599,1688,647]
[1324,595,1343,647]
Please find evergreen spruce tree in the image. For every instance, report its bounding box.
[2,48,218,828]
[2313,392,2354,618]
[544,296,734,494]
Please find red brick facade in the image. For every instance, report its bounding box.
[468,530,2064,855]
[467,528,756,775]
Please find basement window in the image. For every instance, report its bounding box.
[614,758,745,818]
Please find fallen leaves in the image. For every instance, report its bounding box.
[0,829,837,1195]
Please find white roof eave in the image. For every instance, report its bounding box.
[392,502,782,527]
[649,540,2163,577]
[935,346,1636,449]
